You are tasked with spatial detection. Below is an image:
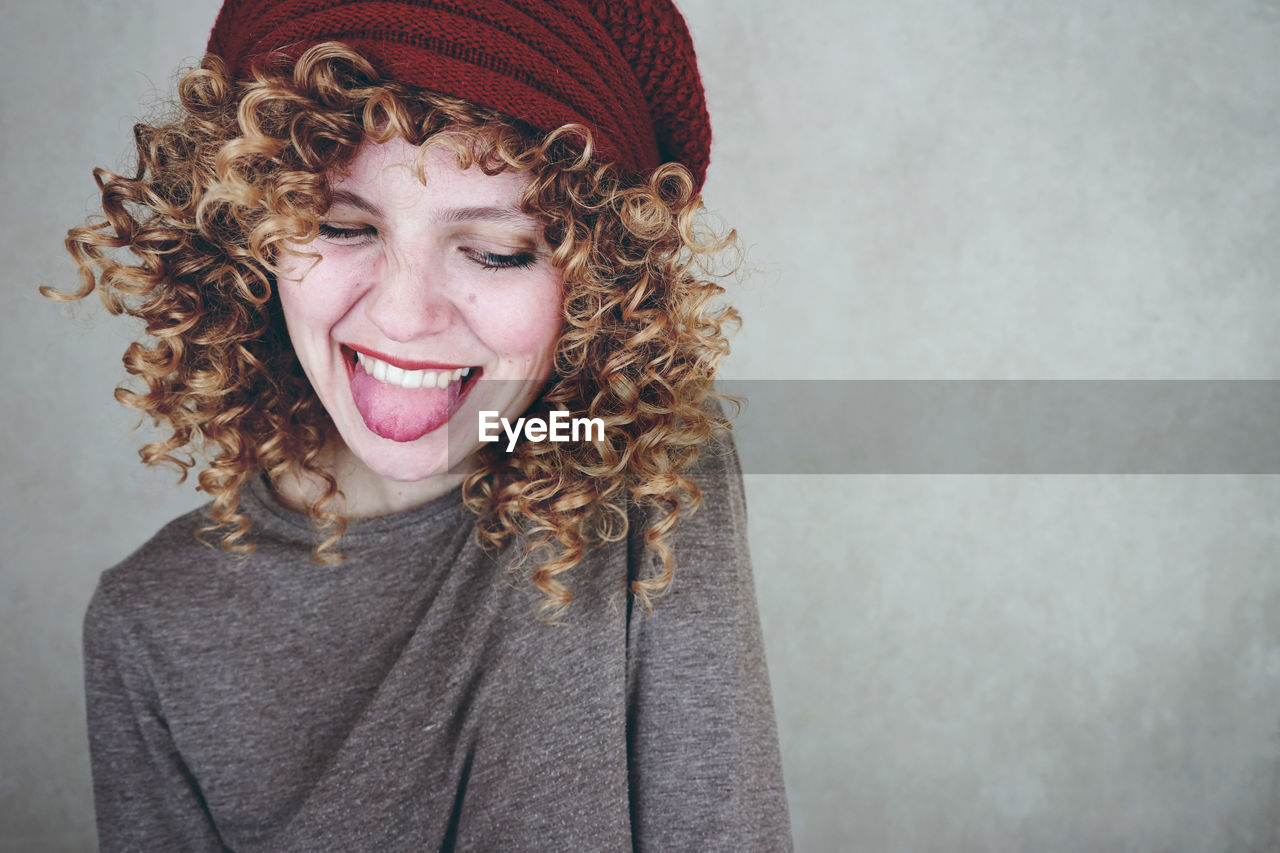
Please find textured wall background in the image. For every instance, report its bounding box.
[2,1,1277,850]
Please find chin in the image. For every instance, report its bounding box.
[353,435,457,483]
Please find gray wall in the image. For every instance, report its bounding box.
[2,1,1277,850]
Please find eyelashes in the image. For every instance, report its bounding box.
[316,223,374,242]
[464,249,537,271]
[316,224,537,271]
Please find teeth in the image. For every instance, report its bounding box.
[354,351,472,390]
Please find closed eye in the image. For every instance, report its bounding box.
[317,223,375,242]
[463,247,537,271]
[315,225,536,270]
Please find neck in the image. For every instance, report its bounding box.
[269,439,474,519]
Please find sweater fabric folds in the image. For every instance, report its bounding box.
[83,433,793,851]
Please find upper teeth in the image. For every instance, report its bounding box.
[356,352,471,389]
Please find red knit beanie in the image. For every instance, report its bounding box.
[206,0,712,189]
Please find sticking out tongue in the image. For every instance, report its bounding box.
[350,367,462,442]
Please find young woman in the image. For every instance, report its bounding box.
[55,0,792,849]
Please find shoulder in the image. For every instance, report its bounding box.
[683,419,749,530]
[627,411,756,614]
[642,394,749,531]
[674,393,751,548]
[84,500,236,645]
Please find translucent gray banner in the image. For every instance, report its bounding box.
[440,380,1279,474]
[719,380,1280,474]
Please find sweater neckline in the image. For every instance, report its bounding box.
[243,471,468,540]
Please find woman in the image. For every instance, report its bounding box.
[55,0,792,849]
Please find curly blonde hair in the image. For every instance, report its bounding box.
[48,42,739,619]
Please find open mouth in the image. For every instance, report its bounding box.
[342,345,483,393]
[341,345,483,442]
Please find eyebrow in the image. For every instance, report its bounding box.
[435,205,537,227]
[329,189,383,217]
[329,190,536,229]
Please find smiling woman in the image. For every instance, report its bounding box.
[48,0,792,849]
[49,0,793,845]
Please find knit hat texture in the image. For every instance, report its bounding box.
[206,0,712,188]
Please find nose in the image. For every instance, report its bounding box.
[364,244,454,342]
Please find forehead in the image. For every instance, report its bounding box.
[330,136,532,211]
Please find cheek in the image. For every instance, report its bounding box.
[275,261,360,335]
[473,276,564,357]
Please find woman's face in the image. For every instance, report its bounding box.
[276,136,563,483]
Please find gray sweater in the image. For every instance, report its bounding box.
[83,434,793,851]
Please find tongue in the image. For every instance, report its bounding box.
[350,368,460,442]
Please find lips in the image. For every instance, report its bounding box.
[342,345,480,442]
